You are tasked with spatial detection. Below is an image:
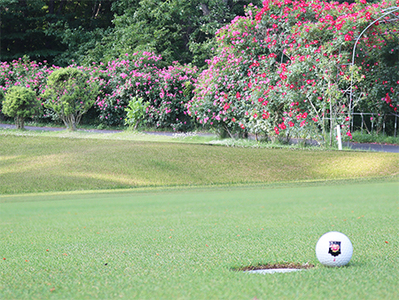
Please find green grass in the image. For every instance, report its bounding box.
[0,181,398,299]
[1,133,398,194]
[351,131,399,145]
[1,129,398,298]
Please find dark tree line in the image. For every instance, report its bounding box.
[1,0,113,64]
[1,0,263,67]
[1,0,378,67]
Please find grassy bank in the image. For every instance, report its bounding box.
[1,134,398,194]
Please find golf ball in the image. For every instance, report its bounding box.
[315,231,353,267]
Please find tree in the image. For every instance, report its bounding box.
[0,0,62,62]
[0,0,114,65]
[2,86,40,129]
[45,0,114,66]
[43,67,99,130]
[86,0,262,67]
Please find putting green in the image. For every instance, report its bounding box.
[0,181,398,299]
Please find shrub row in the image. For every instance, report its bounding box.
[1,0,398,138]
[0,53,197,131]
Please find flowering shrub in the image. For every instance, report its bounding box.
[94,52,197,131]
[0,57,53,121]
[189,0,399,142]
[1,53,197,131]
[186,46,255,137]
[1,1,397,137]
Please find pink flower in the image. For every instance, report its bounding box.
[344,34,352,41]
[346,131,352,139]
[278,122,286,130]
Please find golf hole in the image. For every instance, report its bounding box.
[236,263,314,274]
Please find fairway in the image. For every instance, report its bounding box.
[1,181,398,299]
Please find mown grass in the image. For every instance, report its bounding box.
[0,181,398,299]
[1,128,398,299]
[1,133,398,194]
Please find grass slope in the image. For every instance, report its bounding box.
[1,135,398,194]
[0,182,398,299]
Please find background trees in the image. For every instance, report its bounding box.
[1,0,397,139]
[0,0,113,65]
[1,0,261,67]
[98,0,261,68]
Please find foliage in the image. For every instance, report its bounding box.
[84,0,262,67]
[43,67,99,130]
[0,57,58,123]
[45,0,114,66]
[0,0,61,63]
[124,96,148,129]
[189,0,399,143]
[2,85,40,129]
[0,0,114,66]
[0,89,4,120]
[351,130,399,145]
[1,0,398,139]
[0,57,52,94]
[94,51,197,131]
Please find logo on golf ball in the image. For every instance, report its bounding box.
[328,241,341,257]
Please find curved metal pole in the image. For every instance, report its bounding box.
[349,6,399,116]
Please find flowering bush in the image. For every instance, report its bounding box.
[189,0,399,142]
[0,57,53,121]
[94,52,197,131]
[0,53,197,131]
[1,1,397,138]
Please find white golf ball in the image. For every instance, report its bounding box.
[315,231,353,267]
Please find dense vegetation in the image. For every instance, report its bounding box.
[0,0,258,68]
[1,0,398,143]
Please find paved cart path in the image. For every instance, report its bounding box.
[1,123,398,153]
